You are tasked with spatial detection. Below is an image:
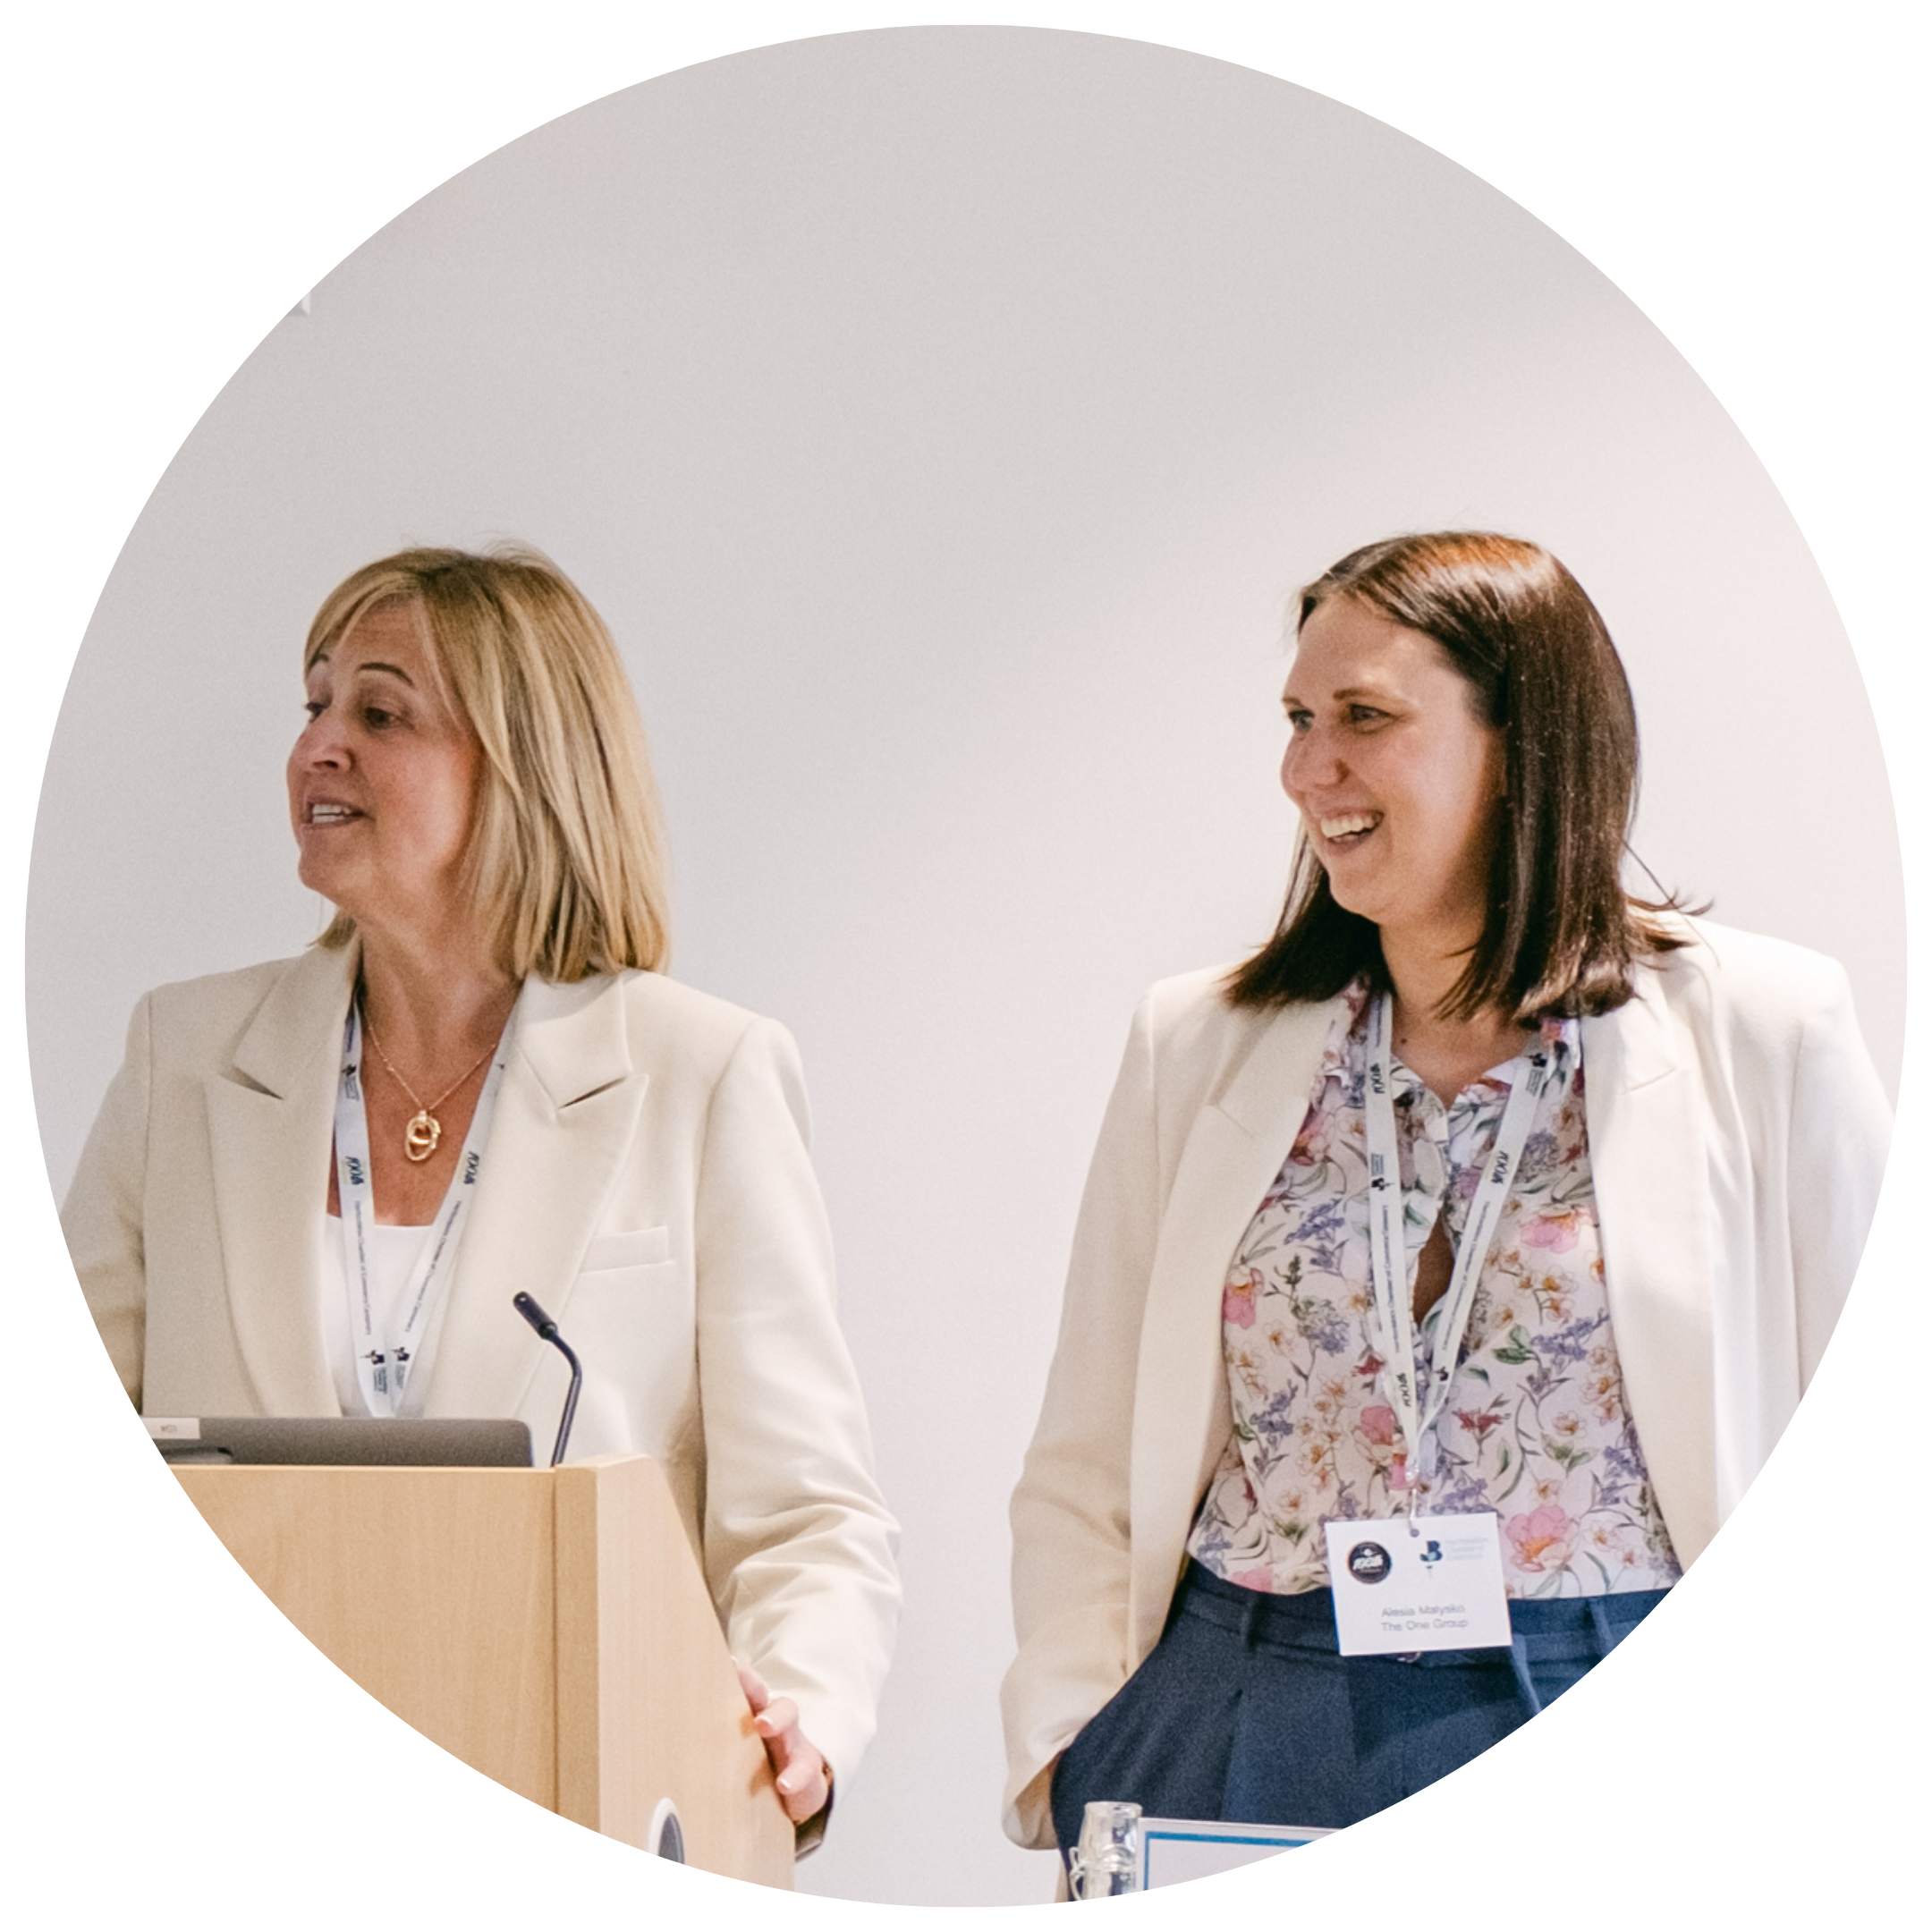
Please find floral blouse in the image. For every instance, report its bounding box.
[1187,981,1681,1600]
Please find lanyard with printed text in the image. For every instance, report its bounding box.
[1361,992,1569,1504]
[334,998,517,1418]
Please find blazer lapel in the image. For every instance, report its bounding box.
[1128,995,1345,1659]
[422,974,651,1420]
[203,945,358,1415]
[1583,974,1719,1565]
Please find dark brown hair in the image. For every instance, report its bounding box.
[1224,530,1690,1020]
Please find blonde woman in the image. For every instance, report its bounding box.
[64,547,900,1847]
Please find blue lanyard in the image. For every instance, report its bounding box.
[1360,995,1570,1504]
[333,997,517,1417]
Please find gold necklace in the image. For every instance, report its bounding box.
[360,1011,497,1163]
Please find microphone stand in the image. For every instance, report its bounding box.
[511,1292,582,1467]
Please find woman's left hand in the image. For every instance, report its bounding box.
[734,1660,832,1825]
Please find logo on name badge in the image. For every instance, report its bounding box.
[1346,1540,1393,1585]
[1419,1539,1444,1565]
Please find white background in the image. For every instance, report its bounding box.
[21,21,1909,1914]
[4,4,1924,1928]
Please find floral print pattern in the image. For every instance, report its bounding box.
[1187,981,1680,1599]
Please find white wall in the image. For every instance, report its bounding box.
[27,27,1904,1909]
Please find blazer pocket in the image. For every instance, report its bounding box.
[580,1225,673,1273]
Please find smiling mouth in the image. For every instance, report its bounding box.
[305,804,362,826]
[1317,810,1382,849]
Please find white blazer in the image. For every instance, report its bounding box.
[63,942,901,1784]
[1001,920,1891,1847]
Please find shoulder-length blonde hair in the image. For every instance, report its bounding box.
[305,546,671,981]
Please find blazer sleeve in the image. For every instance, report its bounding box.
[690,1015,901,1788]
[1785,960,1893,1385]
[1001,994,1163,1850]
[61,993,152,1407]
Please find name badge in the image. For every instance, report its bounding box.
[1323,1512,1512,1655]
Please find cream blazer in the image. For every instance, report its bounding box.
[1001,920,1892,1847]
[63,943,901,1784]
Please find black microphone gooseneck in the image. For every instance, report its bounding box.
[512,1292,582,1467]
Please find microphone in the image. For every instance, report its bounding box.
[512,1292,582,1468]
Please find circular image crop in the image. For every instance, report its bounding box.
[30,24,1902,1912]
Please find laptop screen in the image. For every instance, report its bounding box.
[145,1415,533,1468]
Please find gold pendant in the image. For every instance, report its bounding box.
[404,1110,442,1162]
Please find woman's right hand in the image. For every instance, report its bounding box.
[734,1659,832,1826]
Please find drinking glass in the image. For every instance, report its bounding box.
[1068,1800,1141,1899]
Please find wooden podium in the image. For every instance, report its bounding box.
[173,1452,795,1888]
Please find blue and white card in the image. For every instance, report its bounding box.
[1139,1818,1331,1888]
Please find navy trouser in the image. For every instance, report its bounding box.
[1051,1559,1668,1852]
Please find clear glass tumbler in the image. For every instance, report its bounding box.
[1068,1800,1142,1899]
